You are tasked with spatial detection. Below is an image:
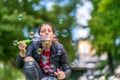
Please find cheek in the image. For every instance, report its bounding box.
[49,32,54,36]
[40,33,45,36]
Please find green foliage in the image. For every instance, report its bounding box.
[89,0,120,54]
[0,62,25,80]
[95,61,107,71]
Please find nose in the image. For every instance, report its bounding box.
[45,33,48,35]
[45,31,49,35]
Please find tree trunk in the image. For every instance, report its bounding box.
[107,52,114,75]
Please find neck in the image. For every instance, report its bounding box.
[43,48,50,52]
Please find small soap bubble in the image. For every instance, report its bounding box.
[37,48,42,54]
[13,40,18,46]
[55,30,59,37]
[71,39,76,46]
[58,18,63,24]
[61,29,68,37]
[18,14,23,20]
[29,31,34,38]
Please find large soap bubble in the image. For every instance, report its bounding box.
[61,29,68,37]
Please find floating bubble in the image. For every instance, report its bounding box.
[13,40,18,46]
[37,48,42,54]
[29,31,34,38]
[58,18,63,24]
[55,30,59,37]
[71,39,76,46]
[18,14,23,20]
[61,29,68,37]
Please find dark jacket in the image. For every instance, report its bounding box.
[16,41,71,79]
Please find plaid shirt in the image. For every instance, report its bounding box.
[40,49,56,75]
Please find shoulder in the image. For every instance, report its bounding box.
[54,42,63,49]
[29,41,41,48]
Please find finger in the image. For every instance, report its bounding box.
[57,68,60,72]
[58,76,65,80]
[60,71,64,74]
[54,72,59,76]
[23,43,26,47]
[18,43,23,49]
[21,42,26,47]
[20,42,27,48]
[19,44,25,49]
[18,44,26,50]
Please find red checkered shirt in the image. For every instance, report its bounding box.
[40,49,55,75]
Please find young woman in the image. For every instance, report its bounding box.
[16,23,71,80]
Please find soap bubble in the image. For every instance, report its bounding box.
[61,29,68,37]
[18,14,23,20]
[58,18,63,24]
[55,30,59,37]
[29,31,34,38]
[13,40,18,46]
[37,48,42,54]
[71,39,76,46]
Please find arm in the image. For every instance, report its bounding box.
[16,42,34,69]
[16,54,25,69]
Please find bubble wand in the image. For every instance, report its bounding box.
[13,31,42,46]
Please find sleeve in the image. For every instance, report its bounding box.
[16,54,25,69]
[25,42,34,57]
[60,44,71,79]
[16,43,34,69]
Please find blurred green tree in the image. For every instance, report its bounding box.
[89,0,120,75]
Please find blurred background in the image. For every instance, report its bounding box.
[0,0,120,80]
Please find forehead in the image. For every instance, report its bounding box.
[41,24,52,30]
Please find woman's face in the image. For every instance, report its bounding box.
[40,24,54,38]
[39,24,54,49]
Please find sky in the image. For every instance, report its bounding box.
[76,0,93,26]
[72,0,93,41]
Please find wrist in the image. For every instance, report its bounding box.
[19,50,26,57]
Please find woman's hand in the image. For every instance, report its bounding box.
[18,41,27,57]
[54,69,66,80]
